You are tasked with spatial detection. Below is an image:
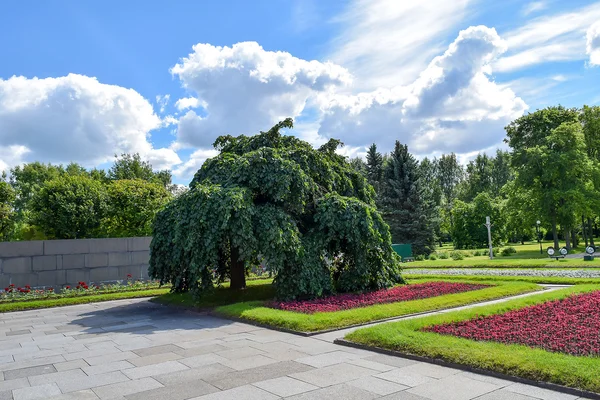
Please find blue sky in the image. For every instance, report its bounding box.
[1,0,599,184]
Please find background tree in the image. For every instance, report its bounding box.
[460,153,493,202]
[0,179,16,241]
[30,175,108,239]
[451,192,505,249]
[491,150,512,194]
[510,118,592,249]
[379,141,437,255]
[103,179,172,237]
[366,143,384,192]
[150,119,403,300]
[109,153,173,189]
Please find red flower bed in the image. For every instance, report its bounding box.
[270,282,490,313]
[424,290,600,357]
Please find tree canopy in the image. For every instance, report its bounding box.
[149,119,403,300]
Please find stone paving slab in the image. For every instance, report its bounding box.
[0,297,590,400]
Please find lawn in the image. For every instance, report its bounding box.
[0,288,171,313]
[214,279,540,333]
[151,278,275,309]
[403,270,600,285]
[344,284,600,395]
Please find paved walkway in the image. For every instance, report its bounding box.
[0,297,586,400]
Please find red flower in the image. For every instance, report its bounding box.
[65,286,71,289]
[424,290,600,357]
[127,274,133,278]
[271,282,490,314]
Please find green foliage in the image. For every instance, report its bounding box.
[415,255,425,261]
[450,250,464,260]
[109,153,173,189]
[366,143,384,192]
[509,112,595,248]
[150,119,403,300]
[103,179,172,238]
[428,253,438,260]
[451,192,505,249]
[379,141,437,256]
[0,180,16,240]
[438,251,449,259]
[500,246,517,256]
[30,175,108,239]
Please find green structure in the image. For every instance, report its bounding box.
[392,243,414,262]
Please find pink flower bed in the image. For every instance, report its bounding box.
[270,282,490,313]
[424,290,600,356]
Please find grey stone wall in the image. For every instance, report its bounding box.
[0,237,151,289]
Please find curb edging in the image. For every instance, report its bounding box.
[333,338,600,400]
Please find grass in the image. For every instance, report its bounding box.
[403,273,600,285]
[214,280,540,333]
[420,240,600,268]
[345,284,600,394]
[0,288,171,313]
[152,278,275,310]
[410,257,600,268]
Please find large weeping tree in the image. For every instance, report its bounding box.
[149,119,403,300]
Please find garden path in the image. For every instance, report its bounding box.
[0,288,587,400]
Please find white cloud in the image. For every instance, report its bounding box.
[496,2,600,72]
[521,1,546,16]
[156,94,170,113]
[0,74,180,171]
[319,26,528,155]
[170,41,351,149]
[172,148,219,180]
[587,22,600,66]
[0,145,29,173]
[328,0,473,90]
[174,97,203,111]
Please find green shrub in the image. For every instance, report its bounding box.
[501,246,517,256]
[438,251,449,259]
[463,251,473,258]
[428,253,438,260]
[450,250,464,260]
[414,254,425,261]
[472,250,481,256]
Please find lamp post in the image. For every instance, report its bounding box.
[536,220,542,254]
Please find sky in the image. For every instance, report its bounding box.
[1,0,599,184]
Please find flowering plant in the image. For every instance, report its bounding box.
[1,276,166,302]
[270,282,490,314]
[424,290,600,356]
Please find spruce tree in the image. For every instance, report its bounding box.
[366,143,383,192]
[379,141,437,255]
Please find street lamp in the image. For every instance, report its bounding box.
[536,220,542,254]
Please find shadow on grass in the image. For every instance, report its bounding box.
[151,278,275,310]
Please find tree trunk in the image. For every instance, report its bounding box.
[590,218,596,246]
[583,215,588,247]
[571,229,578,248]
[552,212,559,249]
[565,229,571,250]
[229,246,246,290]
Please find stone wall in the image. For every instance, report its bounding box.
[0,237,151,288]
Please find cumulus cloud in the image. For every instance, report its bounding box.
[174,97,203,111]
[170,41,352,149]
[318,26,528,155]
[0,74,180,171]
[172,148,219,181]
[587,22,600,66]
